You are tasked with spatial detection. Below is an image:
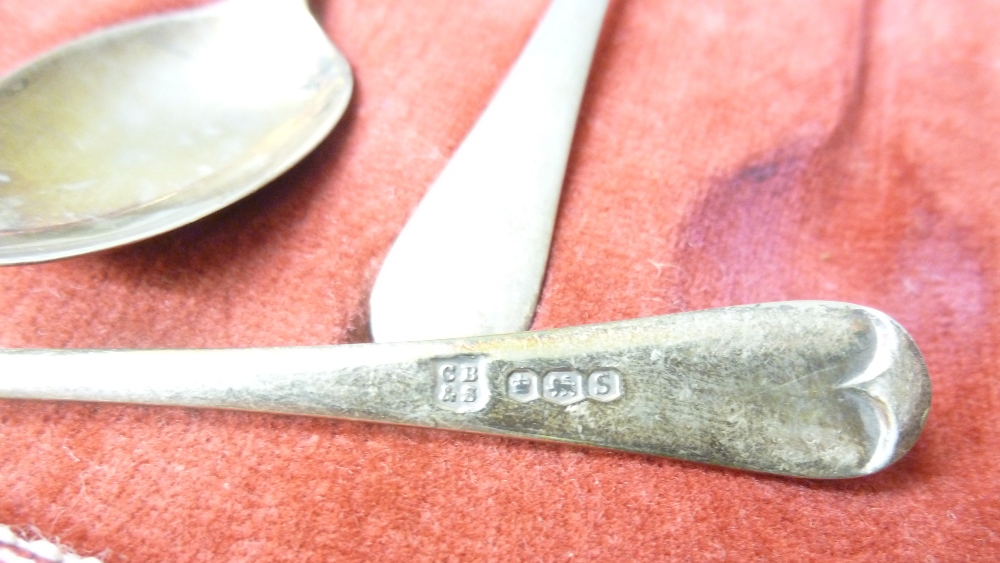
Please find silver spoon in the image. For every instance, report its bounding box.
[0,302,931,478]
[0,0,352,265]
[369,0,608,342]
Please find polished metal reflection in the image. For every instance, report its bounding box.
[0,0,353,264]
[0,302,931,478]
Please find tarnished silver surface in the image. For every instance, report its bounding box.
[369,0,609,342]
[0,0,352,264]
[0,302,931,478]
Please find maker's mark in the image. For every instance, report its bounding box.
[433,356,490,413]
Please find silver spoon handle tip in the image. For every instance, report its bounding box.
[0,301,930,479]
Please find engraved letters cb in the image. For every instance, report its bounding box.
[433,356,490,413]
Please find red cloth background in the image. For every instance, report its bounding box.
[2,0,998,560]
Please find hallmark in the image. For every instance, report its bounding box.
[506,368,623,404]
[587,369,622,402]
[507,369,540,403]
[433,356,490,413]
[542,370,586,405]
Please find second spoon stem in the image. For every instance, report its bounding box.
[369,0,610,342]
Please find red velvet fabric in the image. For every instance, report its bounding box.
[2,0,998,560]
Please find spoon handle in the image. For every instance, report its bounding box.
[369,0,610,342]
[0,302,929,478]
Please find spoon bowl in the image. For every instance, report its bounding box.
[0,0,352,264]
